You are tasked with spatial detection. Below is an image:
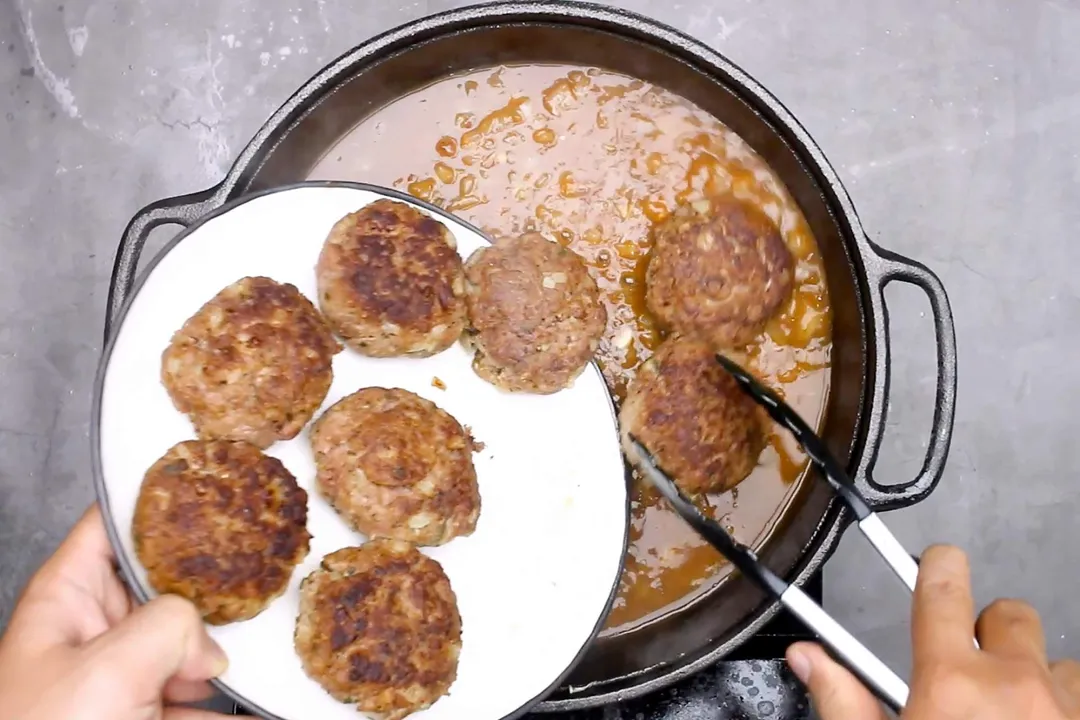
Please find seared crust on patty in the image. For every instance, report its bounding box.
[294,541,462,720]
[311,388,480,546]
[132,439,311,624]
[464,232,606,394]
[619,337,766,494]
[316,200,468,357]
[161,276,342,449]
[646,195,793,349]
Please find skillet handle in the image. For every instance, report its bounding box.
[105,186,225,342]
[855,240,958,511]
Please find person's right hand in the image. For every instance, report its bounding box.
[786,545,1080,719]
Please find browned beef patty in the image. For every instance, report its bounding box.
[316,199,467,357]
[646,195,793,349]
[294,541,462,719]
[132,439,310,624]
[620,337,766,494]
[161,276,341,449]
[464,232,606,393]
[311,387,480,546]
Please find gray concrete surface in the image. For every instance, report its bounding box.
[1,0,1078,699]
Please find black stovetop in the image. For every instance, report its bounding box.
[232,575,818,720]
[535,574,819,720]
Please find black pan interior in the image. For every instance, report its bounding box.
[238,21,868,701]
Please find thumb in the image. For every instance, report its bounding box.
[787,642,887,720]
[84,594,229,699]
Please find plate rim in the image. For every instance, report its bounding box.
[91,179,632,720]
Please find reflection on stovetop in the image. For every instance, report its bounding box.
[232,575,820,719]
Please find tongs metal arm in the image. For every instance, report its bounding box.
[629,439,909,713]
[714,354,920,592]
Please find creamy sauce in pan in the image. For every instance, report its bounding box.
[309,65,832,633]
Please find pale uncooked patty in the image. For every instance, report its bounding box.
[620,337,766,494]
[646,195,793,349]
[316,199,467,357]
[311,387,481,546]
[294,541,462,720]
[133,439,311,624]
[464,232,606,394]
[161,276,342,449]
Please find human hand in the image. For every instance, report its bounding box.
[786,545,1080,719]
[0,504,231,720]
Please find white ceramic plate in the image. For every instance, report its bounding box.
[92,183,630,720]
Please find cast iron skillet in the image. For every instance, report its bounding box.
[104,1,958,712]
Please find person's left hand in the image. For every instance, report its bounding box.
[0,504,231,720]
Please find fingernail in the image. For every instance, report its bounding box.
[787,645,812,684]
[208,638,229,677]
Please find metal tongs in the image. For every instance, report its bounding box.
[627,354,920,713]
